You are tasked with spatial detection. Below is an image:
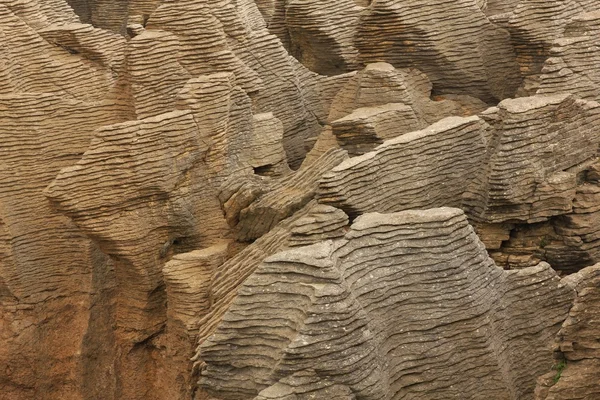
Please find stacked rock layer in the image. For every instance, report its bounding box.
[1,1,600,400]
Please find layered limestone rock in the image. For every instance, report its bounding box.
[475,94,600,224]
[3,0,600,399]
[356,0,522,102]
[0,0,350,398]
[505,0,600,95]
[475,95,600,272]
[222,148,348,242]
[324,63,488,156]
[535,265,600,399]
[318,116,489,216]
[268,0,362,75]
[538,11,600,102]
[0,3,132,399]
[196,208,574,399]
[319,93,600,272]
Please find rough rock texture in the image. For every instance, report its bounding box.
[535,265,600,400]
[538,11,600,102]
[269,0,361,75]
[355,0,522,102]
[3,0,600,399]
[504,0,600,95]
[196,208,574,399]
[475,94,600,224]
[318,116,489,216]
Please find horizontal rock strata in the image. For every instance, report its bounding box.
[356,0,522,102]
[535,265,600,399]
[197,208,574,399]
[318,116,488,216]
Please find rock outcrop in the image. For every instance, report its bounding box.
[535,265,600,400]
[2,0,600,399]
[196,208,574,399]
[355,0,522,102]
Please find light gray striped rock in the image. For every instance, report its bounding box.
[196,208,574,400]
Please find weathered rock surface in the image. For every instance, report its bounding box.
[3,0,600,399]
[318,116,489,216]
[197,208,574,399]
[535,265,600,400]
[356,0,522,102]
[538,11,600,102]
[505,0,600,95]
[475,94,600,224]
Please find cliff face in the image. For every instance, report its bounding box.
[1,1,599,400]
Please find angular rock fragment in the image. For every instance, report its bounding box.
[197,208,574,399]
[475,94,600,224]
[331,103,423,156]
[248,113,290,177]
[318,116,488,216]
[327,63,487,123]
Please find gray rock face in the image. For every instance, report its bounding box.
[197,208,574,400]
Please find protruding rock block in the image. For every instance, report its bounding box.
[318,116,488,216]
[476,94,600,224]
[330,103,422,156]
[163,242,229,335]
[196,208,574,399]
[249,113,290,176]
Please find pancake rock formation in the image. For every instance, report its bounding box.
[2,0,600,399]
[197,208,574,399]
